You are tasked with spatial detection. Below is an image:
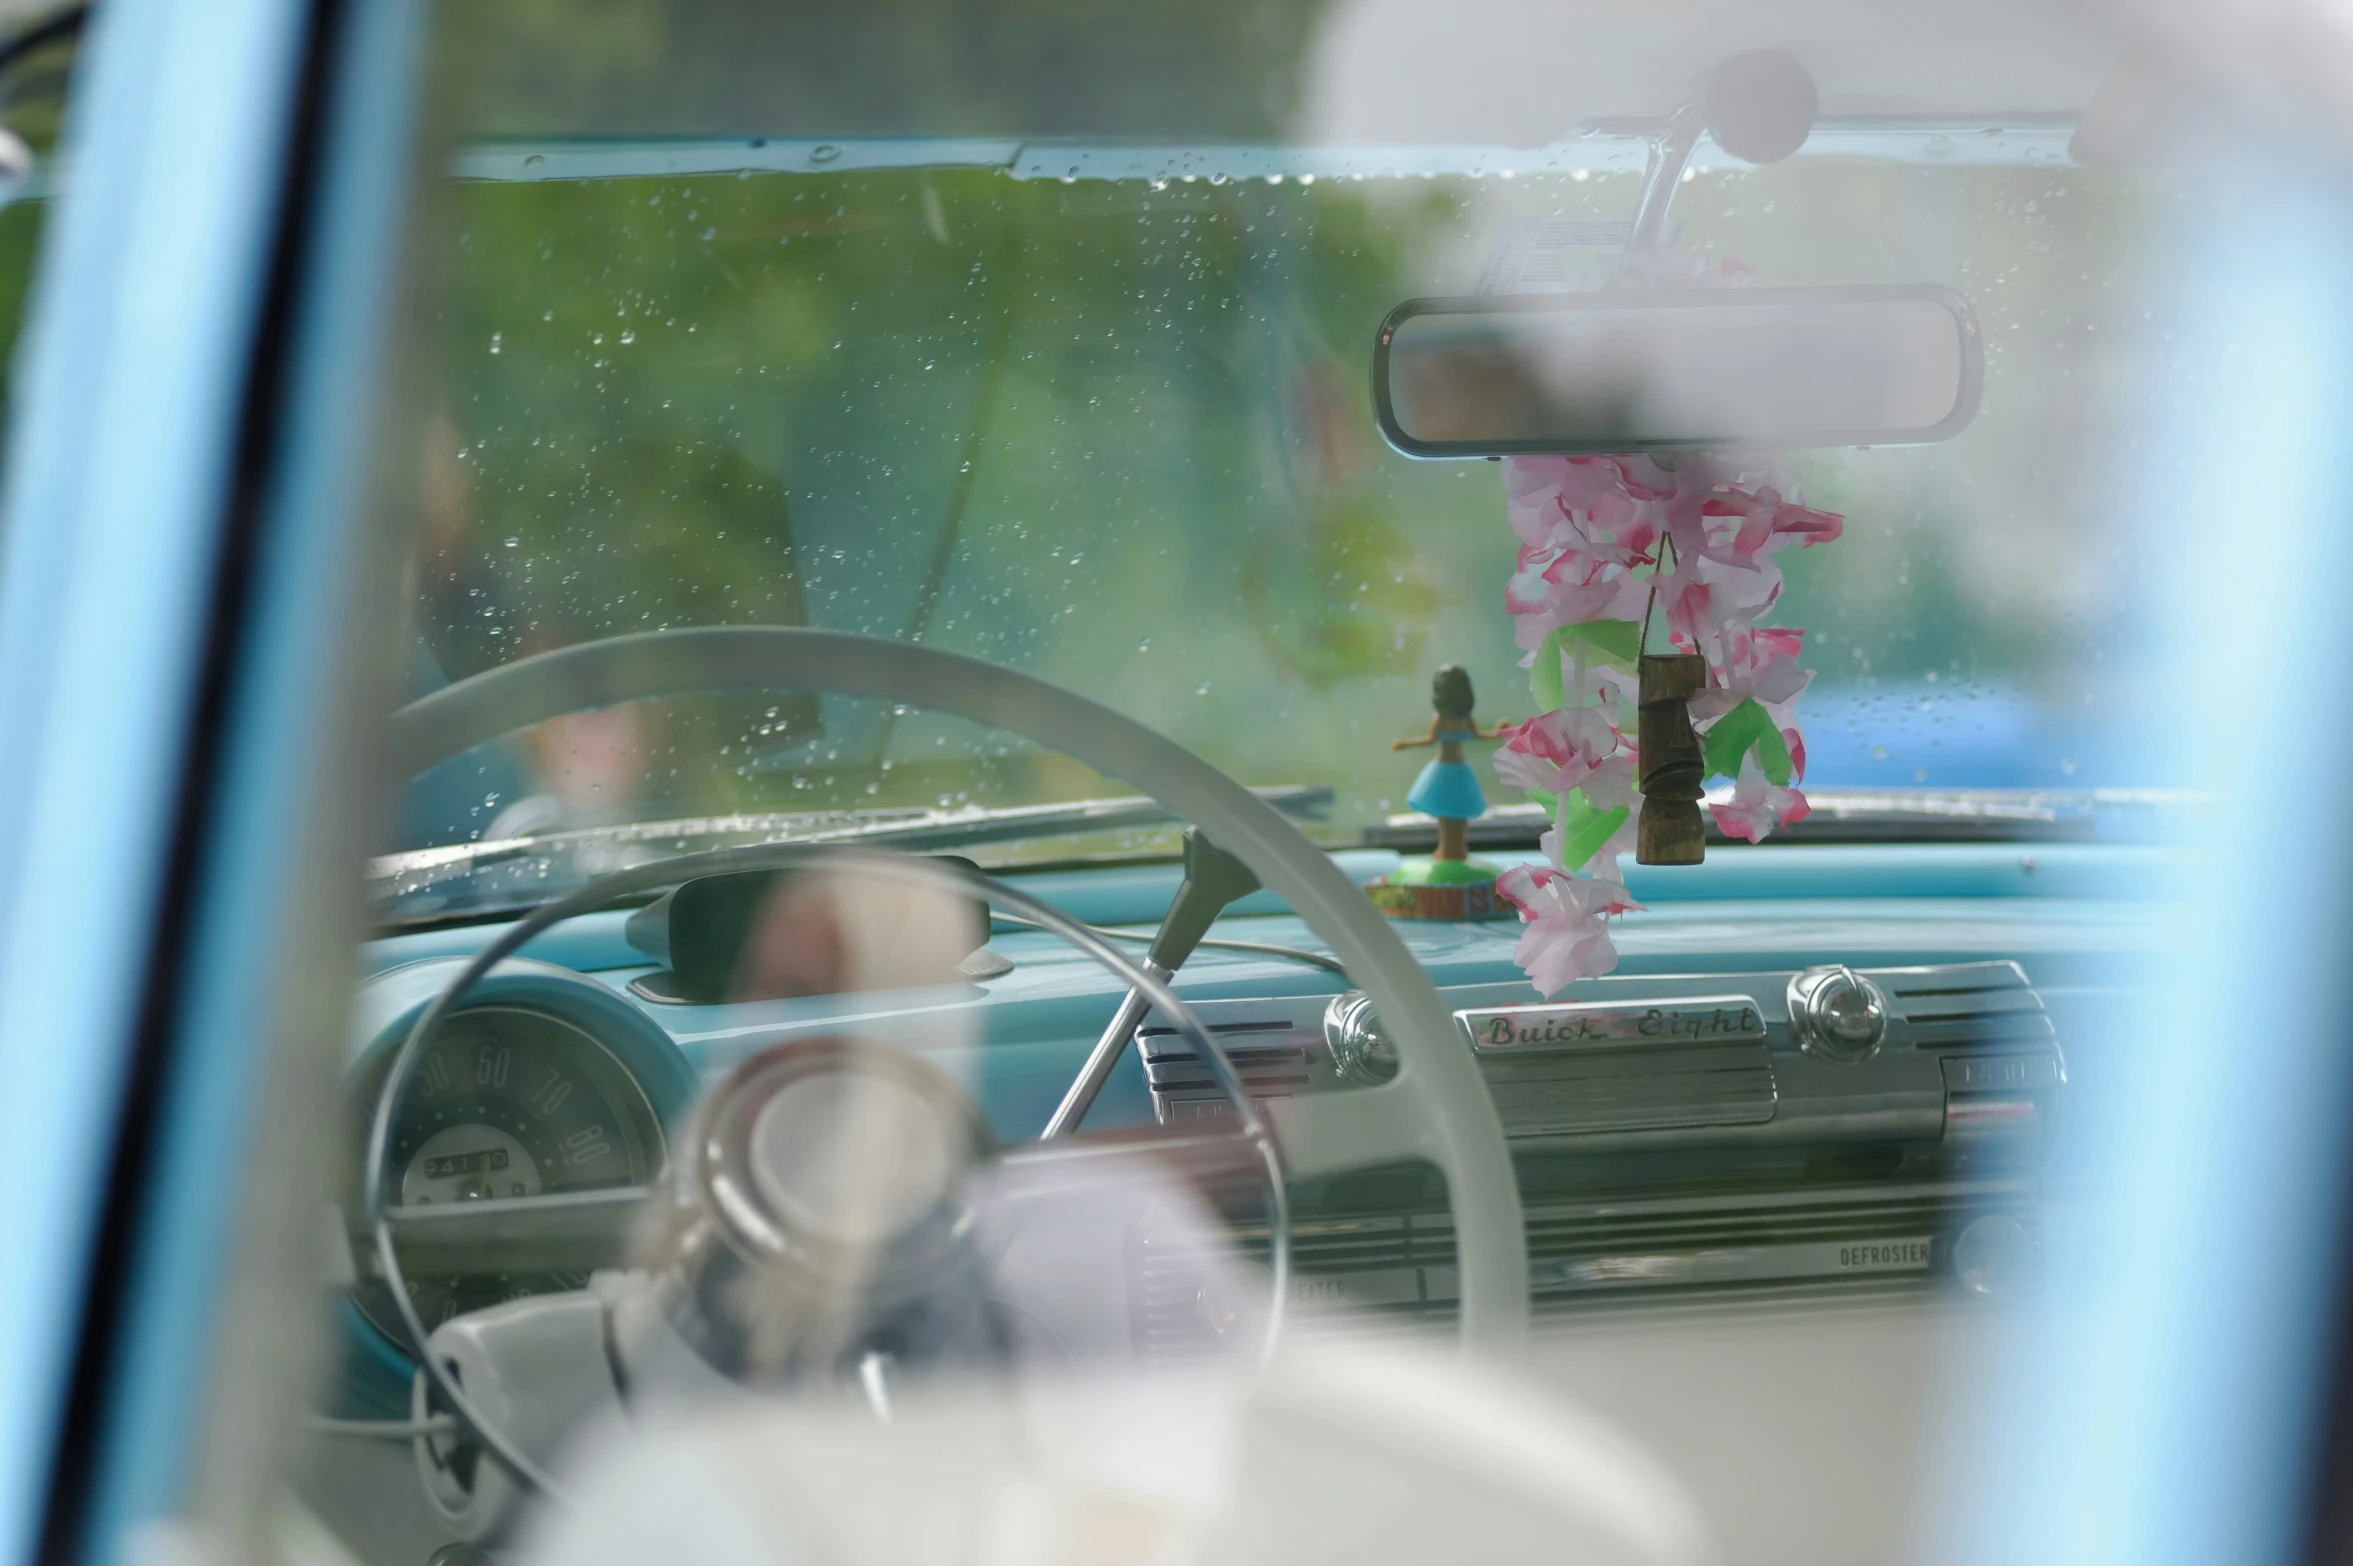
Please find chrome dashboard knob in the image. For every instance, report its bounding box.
[1787,965,1888,1062]
[1322,991,1400,1086]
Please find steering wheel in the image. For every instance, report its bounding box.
[388,627,1529,1350]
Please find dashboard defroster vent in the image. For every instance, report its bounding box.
[1878,961,2055,1050]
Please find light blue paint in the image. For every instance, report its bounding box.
[1950,160,2353,1566]
[981,841,2177,919]
[0,1,310,1557]
[999,848,1402,926]
[365,908,648,976]
[359,842,2188,977]
[70,0,428,1551]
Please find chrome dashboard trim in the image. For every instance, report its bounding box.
[1455,996,1767,1050]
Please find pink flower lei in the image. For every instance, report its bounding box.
[1493,449,1842,995]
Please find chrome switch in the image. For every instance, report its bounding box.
[1787,965,1888,1062]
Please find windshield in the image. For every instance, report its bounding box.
[244,4,2331,1566]
[39,1,2353,1562]
[389,77,2162,916]
[0,8,79,468]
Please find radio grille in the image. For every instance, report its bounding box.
[1479,1039,1776,1135]
[1133,1182,2037,1355]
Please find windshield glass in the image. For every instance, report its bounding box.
[265,5,2302,1566]
[387,35,2163,917]
[0,9,80,471]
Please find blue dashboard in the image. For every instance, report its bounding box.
[357,842,2163,1149]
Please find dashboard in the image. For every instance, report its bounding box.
[334,840,2155,1380]
[306,837,2161,1561]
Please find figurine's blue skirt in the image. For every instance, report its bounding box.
[1408,760,1486,820]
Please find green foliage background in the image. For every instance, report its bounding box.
[396,0,2165,845]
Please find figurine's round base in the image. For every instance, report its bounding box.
[1390,856,1499,887]
[1366,857,1513,921]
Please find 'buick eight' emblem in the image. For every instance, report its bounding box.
[1456,997,1767,1050]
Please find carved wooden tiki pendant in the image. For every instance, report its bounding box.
[1636,652,1708,864]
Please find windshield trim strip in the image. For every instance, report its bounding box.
[447,118,2082,186]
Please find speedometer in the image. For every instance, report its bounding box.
[389,1007,657,1206]
[344,968,699,1345]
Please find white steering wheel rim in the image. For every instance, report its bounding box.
[389,627,1528,1345]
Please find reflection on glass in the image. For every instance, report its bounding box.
[288,5,2241,1566]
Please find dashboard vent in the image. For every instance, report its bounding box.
[1137,1018,1322,1123]
[1877,960,2055,1050]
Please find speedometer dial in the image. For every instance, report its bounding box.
[352,1004,671,1339]
[387,1007,656,1201]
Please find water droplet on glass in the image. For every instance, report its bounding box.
[619,330,635,345]
[1195,682,1212,696]
[503,536,519,549]
[488,332,502,354]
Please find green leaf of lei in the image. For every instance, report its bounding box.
[1700,696,1793,785]
[1524,786,1630,871]
[1518,621,1639,871]
[1527,619,1640,710]
[1554,790,1631,870]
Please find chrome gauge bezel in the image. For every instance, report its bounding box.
[378,1005,664,1202]
[343,957,700,1348]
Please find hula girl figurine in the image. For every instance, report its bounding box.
[1369,665,1515,920]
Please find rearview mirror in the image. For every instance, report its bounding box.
[1372,285,1982,457]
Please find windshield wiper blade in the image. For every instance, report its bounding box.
[368,784,1333,926]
